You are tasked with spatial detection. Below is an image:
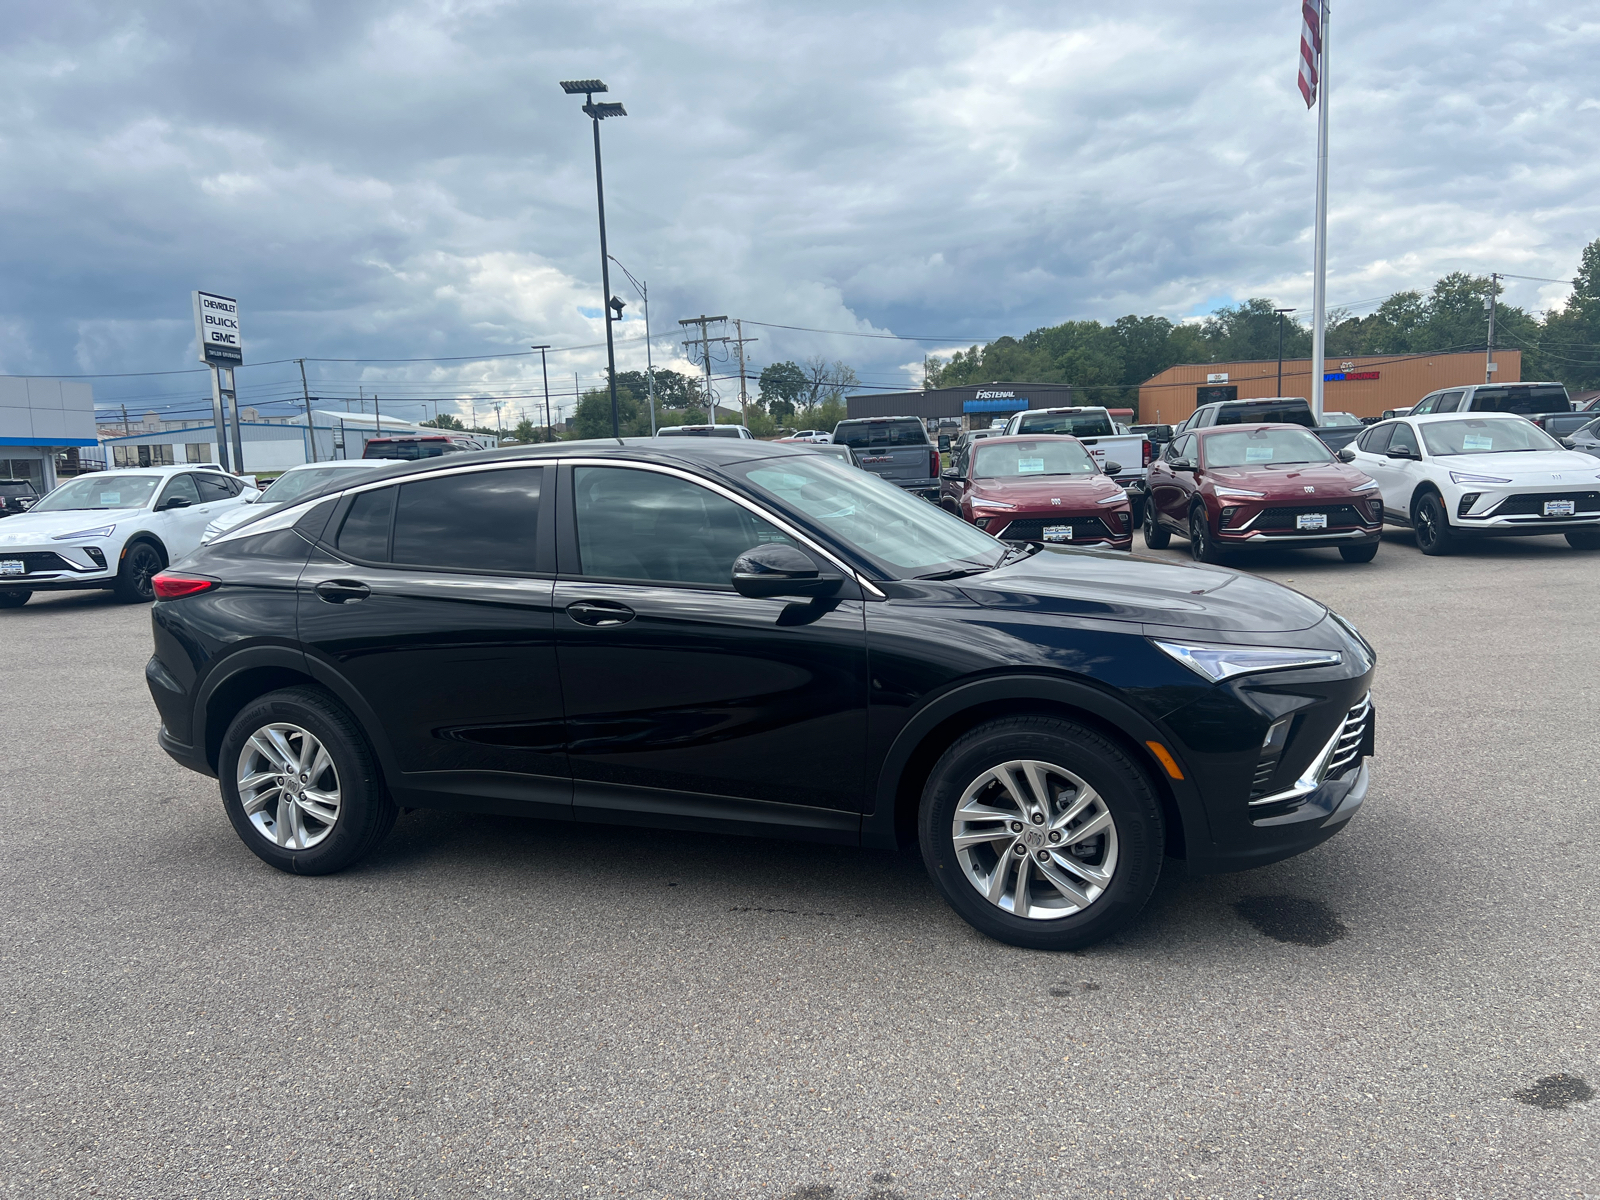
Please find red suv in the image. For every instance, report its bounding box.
[940,435,1132,549]
[1143,423,1383,563]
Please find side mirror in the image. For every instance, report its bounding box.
[940,469,960,480]
[937,435,951,451]
[1559,436,1576,449]
[1337,447,1356,463]
[1103,461,1123,475]
[732,543,840,599]
[159,496,192,510]
[1385,447,1415,461]
[1169,458,1195,472]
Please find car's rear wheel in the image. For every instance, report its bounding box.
[219,687,396,875]
[112,541,164,603]
[918,716,1165,951]
[1190,507,1223,563]
[1413,493,1453,556]
[0,590,30,609]
[1142,500,1171,549]
[1339,541,1379,563]
[1566,529,1600,550]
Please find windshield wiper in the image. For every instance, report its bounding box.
[914,563,995,581]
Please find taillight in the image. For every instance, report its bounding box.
[152,572,219,600]
[930,448,940,478]
[1142,438,1153,468]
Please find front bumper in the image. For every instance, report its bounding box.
[983,507,1134,549]
[0,544,116,590]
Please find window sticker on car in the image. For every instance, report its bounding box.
[98,492,122,505]
[1017,457,1045,474]
[1462,434,1494,451]
[1245,446,1274,463]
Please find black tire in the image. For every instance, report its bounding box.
[917,715,1165,951]
[1339,541,1379,563]
[1566,529,1600,550]
[218,686,397,875]
[112,540,165,603]
[1142,499,1171,549]
[1189,506,1224,563]
[0,591,30,609]
[1412,492,1453,556]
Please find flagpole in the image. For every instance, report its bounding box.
[1310,0,1331,421]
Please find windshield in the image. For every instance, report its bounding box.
[734,455,1002,578]
[1013,412,1114,438]
[832,420,928,448]
[1321,412,1362,427]
[1218,403,1315,428]
[363,441,461,460]
[31,474,161,512]
[1421,418,1563,456]
[0,481,37,498]
[259,466,371,505]
[1203,427,1334,467]
[974,439,1097,478]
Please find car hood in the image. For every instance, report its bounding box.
[1427,450,1600,477]
[0,507,145,545]
[1205,462,1371,497]
[960,547,1328,634]
[970,475,1124,505]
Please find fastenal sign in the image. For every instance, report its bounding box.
[193,291,243,365]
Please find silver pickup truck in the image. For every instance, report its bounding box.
[1001,406,1152,517]
[830,416,941,497]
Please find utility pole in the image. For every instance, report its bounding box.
[1273,308,1295,397]
[1485,273,1500,383]
[533,345,553,442]
[493,401,504,445]
[120,404,130,439]
[297,359,317,462]
[610,258,657,434]
[731,319,759,428]
[678,315,729,425]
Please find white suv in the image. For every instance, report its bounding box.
[0,467,258,607]
[1346,412,1600,555]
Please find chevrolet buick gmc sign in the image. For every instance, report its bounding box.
[193,291,243,365]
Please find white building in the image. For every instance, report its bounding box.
[98,409,432,475]
[0,376,100,491]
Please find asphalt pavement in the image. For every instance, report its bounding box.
[1,526,1596,1199]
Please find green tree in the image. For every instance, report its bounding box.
[1199,299,1311,363]
[1536,238,1600,387]
[758,361,808,420]
[422,412,465,430]
[569,385,650,439]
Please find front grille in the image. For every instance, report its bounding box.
[1248,758,1279,801]
[0,551,82,575]
[1252,504,1366,531]
[995,517,1122,543]
[1489,490,1600,517]
[1320,694,1371,781]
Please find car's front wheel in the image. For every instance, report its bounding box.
[219,687,396,875]
[918,716,1165,951]
[1190,507,1224,563]
[112,541,164,603]
[1413,492,1453,556]
[0,590,30,609]
[1566,529,1600,550]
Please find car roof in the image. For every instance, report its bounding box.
[1193,422,1315,436]
[973,433,1087,445]
[834,415,922,423]
[1404,411,1533,424]
[88,465,204,477]
[281,458,387,472]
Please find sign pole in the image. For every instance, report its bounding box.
[1309,2,1331,423]
[209,366,232,472]
[223,367,245,472]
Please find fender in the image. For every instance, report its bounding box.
[300,650,408,787]
[860,672,1213,852]
[122,532,169,565]
[192,643,317,773]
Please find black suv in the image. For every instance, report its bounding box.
[147,440,1375,950]
[1178,396,1316,432]
[0,478,39,516]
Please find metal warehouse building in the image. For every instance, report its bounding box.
[846,382,1076,426]
[1138,349,1519,425]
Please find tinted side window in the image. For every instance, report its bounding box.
[573,466,791,587]
[1435,391,1464,413]
[195,474,233,502]
[1388,424,1419,456]
[1359,423,1394,454]
[337,487,396,561]
[1411,395,1438,415]
[159,474,202,506]
[391,468,541,573]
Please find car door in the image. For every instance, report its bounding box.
[295,463,569,818]
[1153,435,1196,527]
[552,460,868,840]
[150,473,216,556]
[1365,422,1422,521]
[942,441,972,513]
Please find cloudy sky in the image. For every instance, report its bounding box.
[2,1,1597,425]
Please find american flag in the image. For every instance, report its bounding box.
[1298,0,1323,108]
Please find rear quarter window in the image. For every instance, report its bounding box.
[1218,403,1315,428]
[1470,385,1571,415]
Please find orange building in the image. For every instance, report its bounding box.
[1137,350,1519,425]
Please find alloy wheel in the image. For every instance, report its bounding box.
[1415,503,1437,549]
[236,722,342,850]
[950,759,1120,920]
[129,544,162,600]
[1189,512,1209,561]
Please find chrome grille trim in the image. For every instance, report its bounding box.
[1249,693,1371,808]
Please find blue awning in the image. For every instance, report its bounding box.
[0,436,101,448]
[963,397,1029,412]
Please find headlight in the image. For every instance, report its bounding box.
[1449,471,1511,485]
[1152,639,1342,682]
[1213,485,1266,499]
[1096,490,1129,505]
[1351,478,1380,492]
[971,499,1017,510]
[51,525,116,540]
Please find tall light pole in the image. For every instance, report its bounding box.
[1274,307,1296,397]
[561,79,627,439]
[609,256,656,435]
[532,345,553,441]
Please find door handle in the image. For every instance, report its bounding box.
[566,600,635,627]
[315,579,371,604]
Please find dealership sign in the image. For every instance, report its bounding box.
[193,291,243,365]
[1324,370,1380,381]
[965,389,1029,413]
